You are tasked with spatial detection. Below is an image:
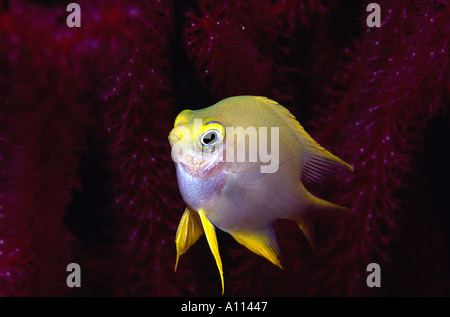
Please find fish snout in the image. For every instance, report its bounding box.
[169,126,191,147]
[168,129,180,147]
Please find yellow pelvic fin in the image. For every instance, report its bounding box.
[198,210,225,295]
[175,207,204,272]
[230,226,283,269]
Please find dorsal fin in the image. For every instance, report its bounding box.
[254,96,353,184]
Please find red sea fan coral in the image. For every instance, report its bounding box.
[308,0,450,295]
[102,0,190,296]
[0,3,87,296]
[0,0,136,296]
[0,0,448,297]
[183,0,330,104]
[184,0,272,98]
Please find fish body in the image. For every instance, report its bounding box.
[169,96,353,294]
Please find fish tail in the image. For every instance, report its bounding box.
[294,193,353,253]
[308,194,353,218]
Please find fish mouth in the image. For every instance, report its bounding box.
[169,125,192,147]
[168,127,186,147]
[168,129,180,147]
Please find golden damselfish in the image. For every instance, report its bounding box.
[169,96,353,294]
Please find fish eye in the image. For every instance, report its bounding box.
[200,129,220,147]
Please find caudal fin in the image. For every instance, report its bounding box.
[294,194,353,253]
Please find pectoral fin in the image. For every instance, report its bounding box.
[198,210,225,295]
[175,207,204,272]
[300,134,354,185]
[230,226,283,269]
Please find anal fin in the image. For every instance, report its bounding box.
[230,226,283,269]
[175,207,204,272]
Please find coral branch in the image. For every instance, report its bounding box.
[0,0,135,295]
[309,0,450,295]
[102,0,190,296]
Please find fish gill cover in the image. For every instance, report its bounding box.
[0,0,449,296]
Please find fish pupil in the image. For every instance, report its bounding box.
[202,130,218,146]
[204,132,216,144]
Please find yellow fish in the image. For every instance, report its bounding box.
[168,96,353,294]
